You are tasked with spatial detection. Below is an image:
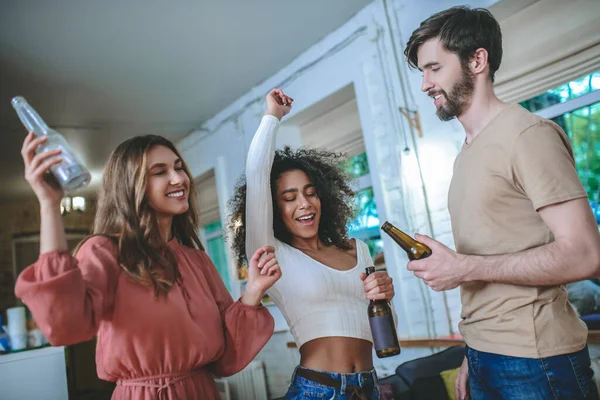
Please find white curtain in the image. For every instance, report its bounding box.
[196,170,220,226]
[492,0,600,103]
[299,99,366,157]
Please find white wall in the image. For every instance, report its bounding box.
[178,0,498,396]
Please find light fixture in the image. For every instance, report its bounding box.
[60,197,71,215]
[60,196,86,215]
[72,196,86,212]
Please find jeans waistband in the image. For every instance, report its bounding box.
[292,365,378,392]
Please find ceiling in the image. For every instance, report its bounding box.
[0,0,372,200]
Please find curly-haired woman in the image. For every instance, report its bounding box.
[228,89,397,399]
[15,132,281,399]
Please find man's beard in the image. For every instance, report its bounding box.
[434,65,475,121]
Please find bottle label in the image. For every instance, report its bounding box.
[369,315,398,351]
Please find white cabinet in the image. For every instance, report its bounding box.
[0,346,68,400]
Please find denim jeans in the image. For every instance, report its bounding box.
[467,345,599,399]
[284,365,380,400]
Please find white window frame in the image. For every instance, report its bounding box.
[204,224,224,242]
[355,173,372,192]
[530,75,600,229]
[349,158,382,243]
[534,89,600,120]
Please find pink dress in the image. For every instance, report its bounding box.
[15,236,274,399]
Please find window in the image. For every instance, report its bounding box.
[522,72,600,319]
[203,221,230,291]
[522,71,600,220]
[521,72,600,113]
[341,152,384,257]
[552,103,600,204]
[196,170,230,291]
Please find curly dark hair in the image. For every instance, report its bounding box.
[227,146,357,265]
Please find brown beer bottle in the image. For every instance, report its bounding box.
[381,221,432,260]
[366,266,401,358]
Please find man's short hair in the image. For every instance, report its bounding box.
[404,6,503,82]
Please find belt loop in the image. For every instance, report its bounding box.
[371,368,378,384]
[291,365,299,383]
[340,373,346,395]
[359,371,365,388]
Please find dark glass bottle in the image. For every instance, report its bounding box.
[366,266,400,358]
[381,221,432,260]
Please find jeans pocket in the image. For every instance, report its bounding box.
[285,377,336,400]
[301,389,335,400]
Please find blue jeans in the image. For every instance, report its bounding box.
[467,345,599,399]
[284,365,380,399]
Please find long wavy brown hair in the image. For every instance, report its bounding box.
[81,135,204,298]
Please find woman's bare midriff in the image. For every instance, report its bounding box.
[299,337,373,373]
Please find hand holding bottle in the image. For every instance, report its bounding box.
[21,132,64,206]
[406,233,470,292]
[381,221,468,291]
[364,266,400,358]
[12,96,91,192]
[360,269,395,301]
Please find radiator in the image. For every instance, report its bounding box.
[224,360,269,400]
[214,378,231,400]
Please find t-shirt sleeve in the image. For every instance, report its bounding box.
[512,120,588,211]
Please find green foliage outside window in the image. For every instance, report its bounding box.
[521,72,599,113]
[552,102,600,202]
[521,71,600,215]
[204,221,230,291]
[340,153,383,258]
[339,152,370,179]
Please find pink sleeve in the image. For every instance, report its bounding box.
[211,300,275,377]
[198,251,274,377]
[14,236,119,346]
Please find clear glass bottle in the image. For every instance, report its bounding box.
[12,96,91,191]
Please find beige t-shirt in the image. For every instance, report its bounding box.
[448,104,588,358]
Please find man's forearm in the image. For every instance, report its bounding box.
[465,239,600,286]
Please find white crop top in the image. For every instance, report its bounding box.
[245,115,380,348]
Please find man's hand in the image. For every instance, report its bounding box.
[455,356,470,400]
[406,234,471,291]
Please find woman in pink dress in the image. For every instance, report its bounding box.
[15,133,281,399]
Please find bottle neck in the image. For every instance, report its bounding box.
[387,227,416,253]
[370,299,388,305]
[366,268,387,305]
[12,98,50,136]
